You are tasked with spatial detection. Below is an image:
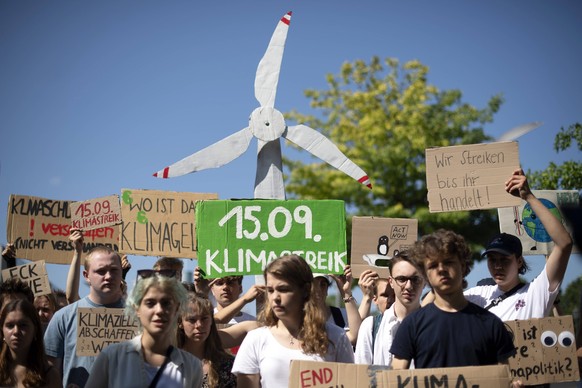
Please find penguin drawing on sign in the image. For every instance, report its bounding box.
[377,235,389,256]
[363,235,393,268]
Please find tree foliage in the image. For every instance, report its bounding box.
[283,57,503,251]
[528,123,582,190]
[559,275,582,333]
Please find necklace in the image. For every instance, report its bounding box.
[288,332,300,345]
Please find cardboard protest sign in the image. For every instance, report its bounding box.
[351,216,418,278]
[380,364,511,388]
[505,316,579,385]
[1,261,51,297]
[76,308,139,356]
[289,360,390,388]
[498,190,580,255]
[119,189,217,258]
[425,141,521,213]
[7,194,120,264]
[196,200,347,278]
[70,195,122,231]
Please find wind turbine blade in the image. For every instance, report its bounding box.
[254,139,285,199]
[497,121,543,142]
[284,125,372,189]
[254,11,292,108]
[153,127,253,178]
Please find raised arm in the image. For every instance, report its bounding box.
[214,284,265,324]
[506,168,573,292]
[1,243,16,268]
[219,320,259,348]
[65,229,83,304]
[193,266,210,296]
[357,269,379,319]
[331,265,361,346]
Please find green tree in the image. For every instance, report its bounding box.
[528,123,582,190]
[284,56,503,252]
[559,276,582,334]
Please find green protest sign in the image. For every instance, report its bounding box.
[196,200,347,278]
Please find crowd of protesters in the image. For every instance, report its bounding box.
[0,169,579,388]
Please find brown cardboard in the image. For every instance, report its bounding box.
[505,316,580,384]
[119,189,217,258]
[380,365,511,388]
[289,360,390,388]
[351,217,418,278]
[425,141,521,212]
[7,194,120,264]
[76,308,139,356]
[70,194,122,231]
[1,260,51,297]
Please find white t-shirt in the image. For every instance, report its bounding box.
[355,305,401,366]
[232,323,354,388]
[464,264,559,320]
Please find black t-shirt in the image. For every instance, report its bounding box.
[390,302,516,368]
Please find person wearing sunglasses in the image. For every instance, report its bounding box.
[232,254,354,388]
[86,269,202,388]
[355,252,424,365]
[44,246,124,388]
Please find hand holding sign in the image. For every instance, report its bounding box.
[69,228,84,252]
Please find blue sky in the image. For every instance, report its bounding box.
[1,1,580,301]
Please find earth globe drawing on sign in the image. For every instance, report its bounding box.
[521,198,562,243]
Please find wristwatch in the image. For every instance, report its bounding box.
[343,295,356,303]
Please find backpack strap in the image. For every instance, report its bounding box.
[330,306,346,328]
[371,313,383,351]
[148,346,173,388]
[484,282,527,310]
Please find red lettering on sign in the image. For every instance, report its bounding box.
[41,223,70,236]
[299,368,334,388]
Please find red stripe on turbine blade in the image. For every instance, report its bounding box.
[358,176,373,189]
[153,172,158,177]
[162,167,170,179]
[281,11,291,25]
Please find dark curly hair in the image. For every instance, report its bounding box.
[410,229,473,281]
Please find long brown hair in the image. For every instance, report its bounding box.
[177,292,232,387]
[259,254,329,356]
[0,299,50,387]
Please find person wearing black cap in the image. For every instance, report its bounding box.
[464,168,573,320]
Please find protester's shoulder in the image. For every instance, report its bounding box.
[465,302,505,323]
[325,320,348,339]
[245,325,270,339]
[360,314,374,328]
[176,347,203,368]
[464,285,496,297]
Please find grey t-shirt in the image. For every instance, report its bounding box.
[44,296,124,388]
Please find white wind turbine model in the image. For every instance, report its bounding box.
[496,121,543,142]
[153,11,372,199]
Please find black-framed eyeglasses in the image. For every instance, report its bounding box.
[136,269,177,281]
[391,275,423,287]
